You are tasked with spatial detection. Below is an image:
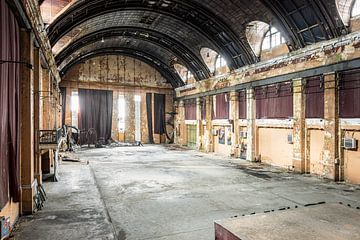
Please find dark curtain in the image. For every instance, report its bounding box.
[0,0,21,209]
[201,97,206,120]
[213,93,230,119]
[154,93,166,134]
[185,99,196,120]
[255,82,293,119]
[78,89,113,141]
[305,76,324,118]
[238,90,247,119]
[146,93,154,143]
[60,87,66,126]
[339,69,360,118]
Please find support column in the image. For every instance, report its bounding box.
[176,100,186,146]
[204,95,214,152]
[20,29,35,214]
[246,88,256,161]
[33,47,42,184]
[292,78,306,173]
[230,91,240,158]
[196,97,203,150]
[323,72,340,180]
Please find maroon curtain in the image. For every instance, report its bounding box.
[0,0,21,209]
[60,87,66,126]
[238,90,247,119]
[305,76,324,118]
[201,97,206,120]
[154,93,166,134]
[339,69,360,118]
[146,93,154,143]
[255,83,293,119]
[185,99,196,120]
[213,93,229,119]
[78,89,113,141]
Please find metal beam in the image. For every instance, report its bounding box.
[55,27,211,80]
[177,58,360,101]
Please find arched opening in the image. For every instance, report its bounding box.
[336,0,359,28]
[214,54,229,75]
[200,48,219,74]
[352,0,360,17]
[173,64,195,84]
[246,21,270,57]
[260,26,289,61]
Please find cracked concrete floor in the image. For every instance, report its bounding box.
[14,145,360,240]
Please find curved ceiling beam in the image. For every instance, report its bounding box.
[55,27,211,81]
[261,0,344,48]
[60,47,184,88]
[47,0,258,70]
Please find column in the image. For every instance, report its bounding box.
[33,47,42,184]
[292,78,306,173]
[246,88,256,161]
[204,95,214,152]
[177,100,186,146]
[20,29,35,214]
[230,91,240,157]
[196,97,203,151]
[323,72,340,180]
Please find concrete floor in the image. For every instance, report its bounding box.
[14,145,360,240]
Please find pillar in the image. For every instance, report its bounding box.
[204,95,214,152]
[230,91,240,157]
[33,47,42,184]
[20,29,35,214]
[196,97,203,150]
[292,78,306,173]
[177,100,186,146]
[323,72,340,180]
[246,88,256,161]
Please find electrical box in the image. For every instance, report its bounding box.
[343,138,357,150]
[287,134,294,144]
[240,131,247,139]
[0,217,10,240]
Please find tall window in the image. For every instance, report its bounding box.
[352,0,360,17]
[262,26,285,51]
[215,55,227,71]
[118,96,126,132]
[71,91,79,128]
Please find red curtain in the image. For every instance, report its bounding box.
[238,90,247,119]
[339,69,360,118]
[0,0,21,209]
[255,83,293,119]
[185,99,196,120]
[213,93,229,120]
[305,76,324,118]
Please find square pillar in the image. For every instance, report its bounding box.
[246,88,256,161]
[33,47,42,184]
[292,78,306,173]
[204,95,214,152]
[230,91,240,157]
[196,97,203,150]
[20,29,35,214]
[323,72,340,180]
[175,100,186,145]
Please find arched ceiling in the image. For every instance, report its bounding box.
[44,0,346,88]
[59,37,184,88]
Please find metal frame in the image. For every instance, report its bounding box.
[55,27,211,81]
[60,47,184,88]
[47,0,258,70]
[177,58,360,101]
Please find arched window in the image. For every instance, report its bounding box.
[246,21,270,57]
[262,26,285,51]
[173,63,194,84]
[215,55,227,70]
[200,48,219,74]
[352,0,360,17]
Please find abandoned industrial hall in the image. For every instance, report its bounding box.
[1,0,360,239]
